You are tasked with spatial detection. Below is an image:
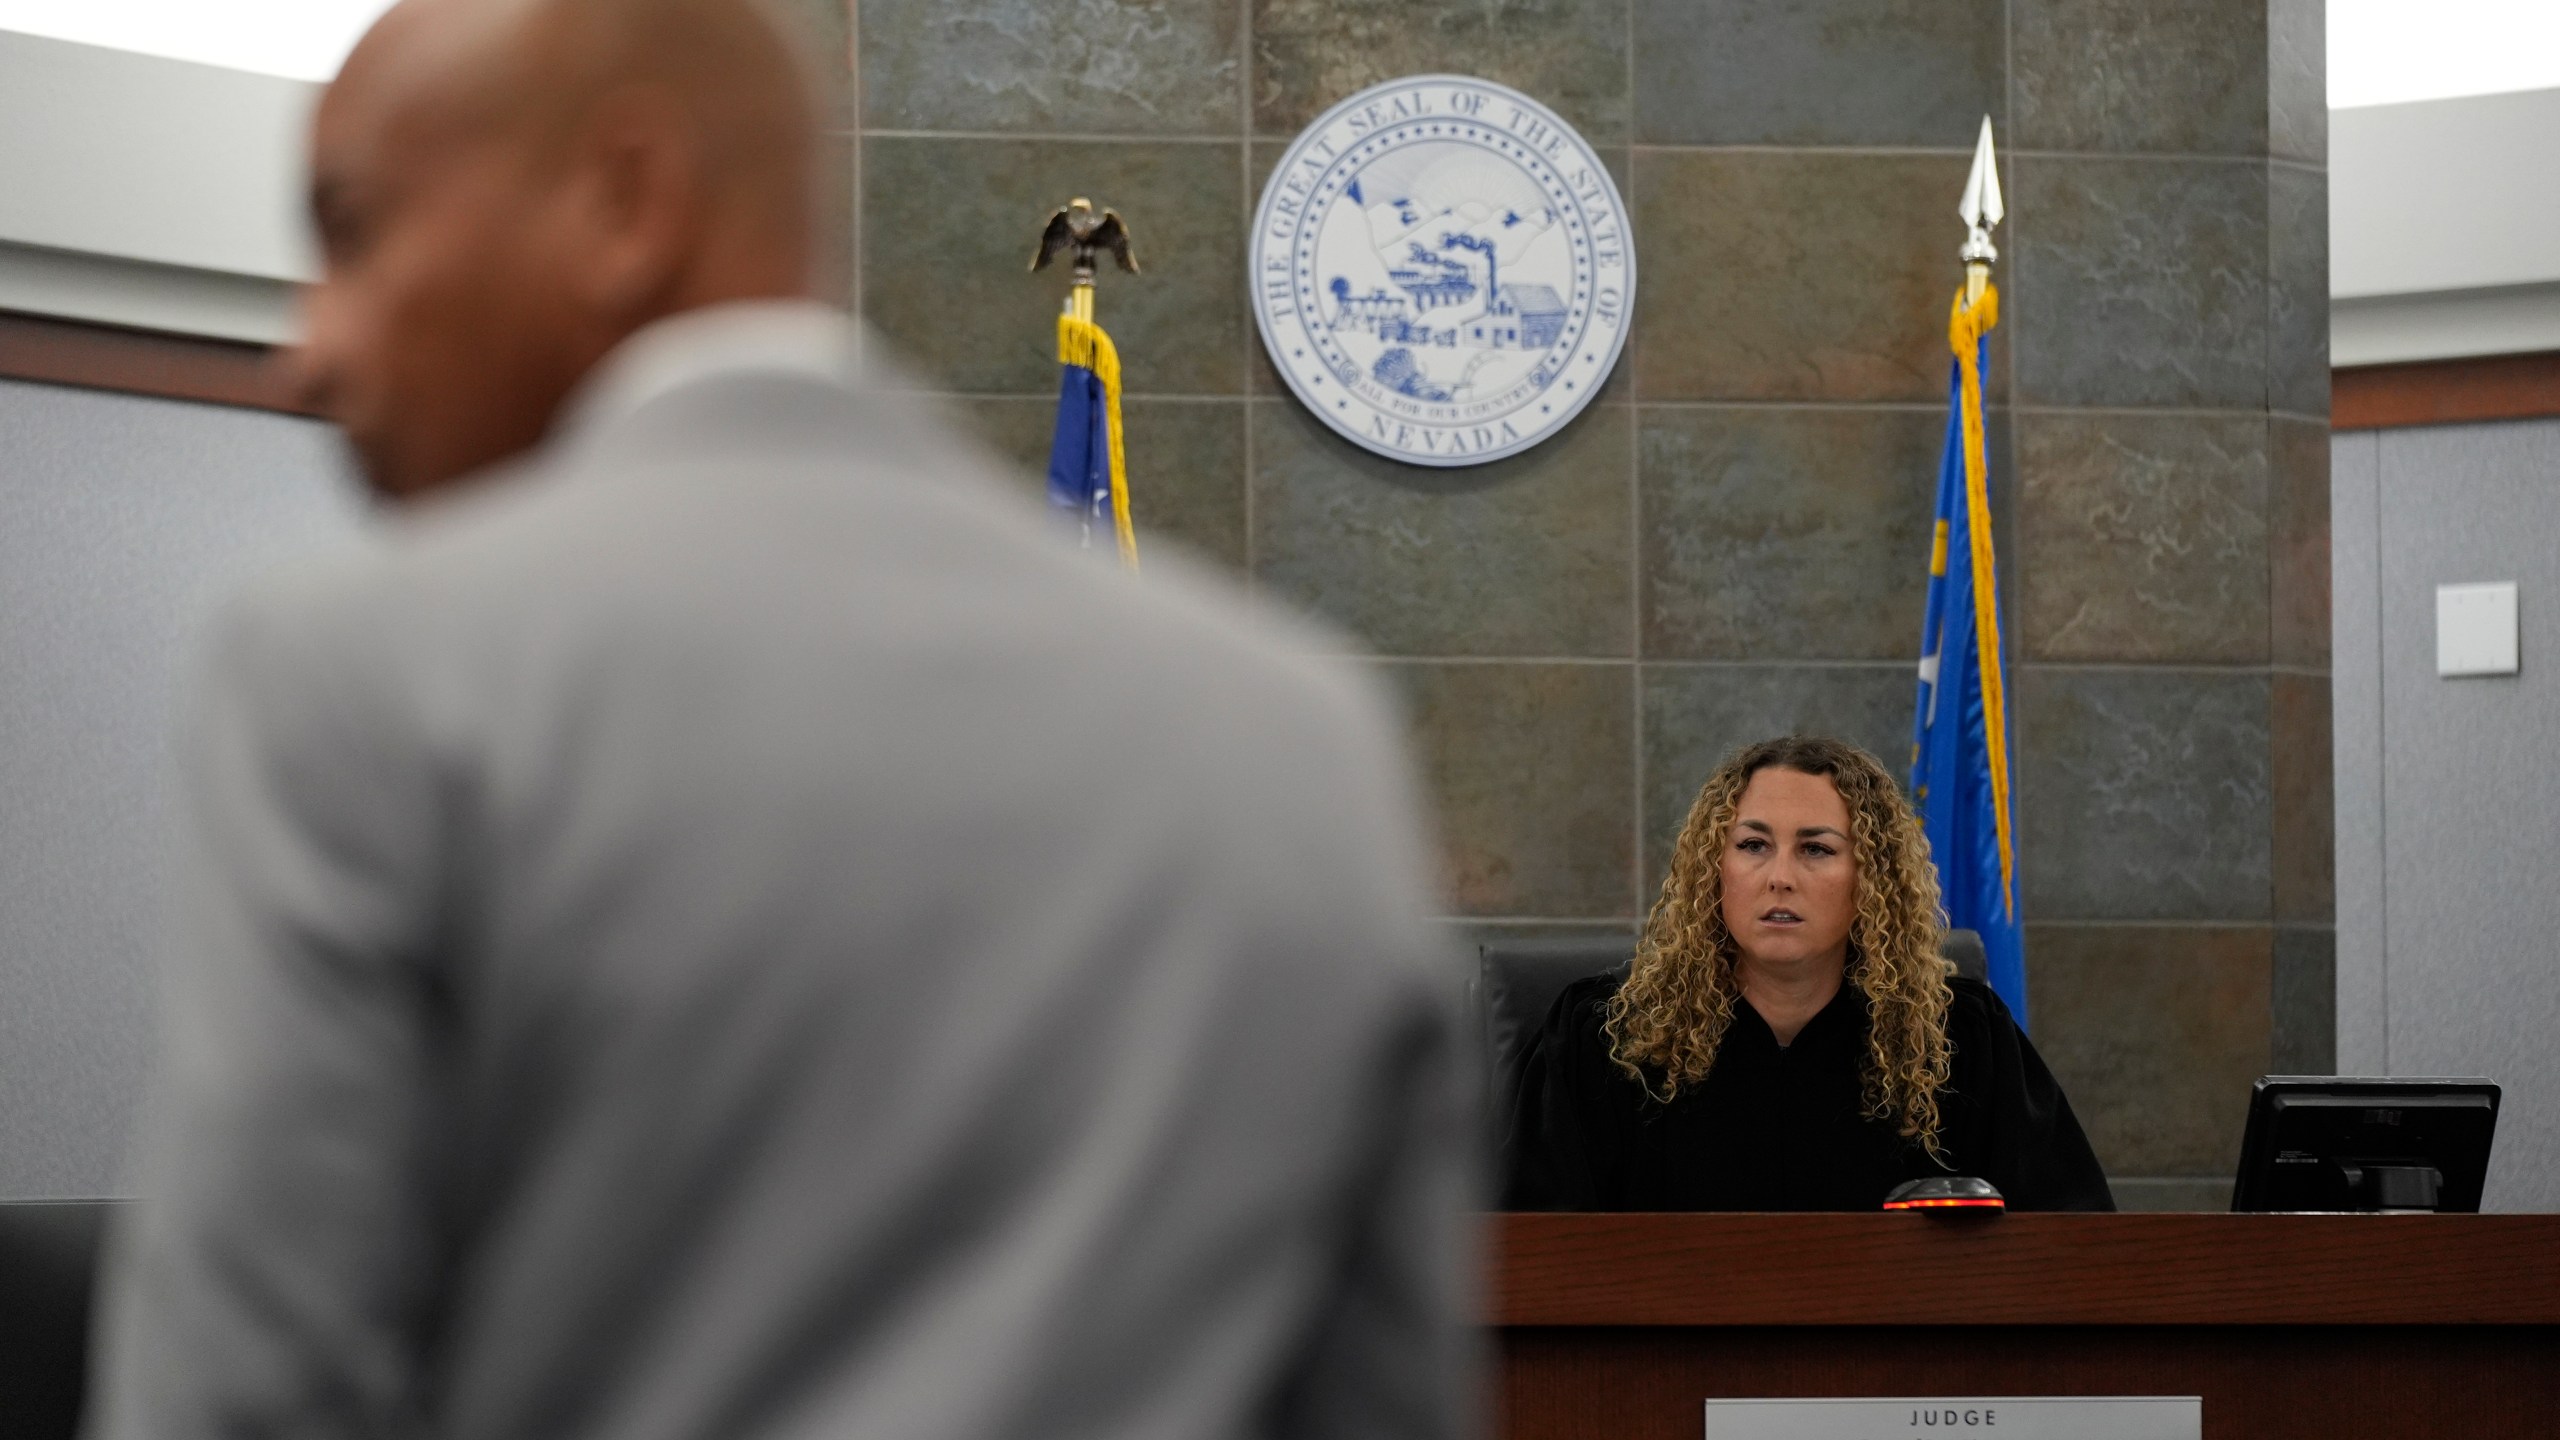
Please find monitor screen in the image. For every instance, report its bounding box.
[2231,1077,2499,1212]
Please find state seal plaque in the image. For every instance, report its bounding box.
[1251,74,1634,468]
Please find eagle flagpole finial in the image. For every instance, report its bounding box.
[1031,198,1140,320]
[1957,116,2004,306]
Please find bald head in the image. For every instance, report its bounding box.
[296,0,820,499]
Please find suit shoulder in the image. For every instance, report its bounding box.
[203,531,410,680]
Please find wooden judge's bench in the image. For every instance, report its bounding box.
[1490,1212,2560,1440]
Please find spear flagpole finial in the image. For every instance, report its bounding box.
[1958,116,2003,305]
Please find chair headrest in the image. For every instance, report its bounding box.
[1475,935,1636,1121]
[1941,927,1989,983]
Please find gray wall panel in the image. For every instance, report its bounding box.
[0,378,359,1197]
[2367,418,2560,1209]
[2329,430,2384,1074]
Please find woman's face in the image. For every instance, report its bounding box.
[1718,767,1859,972]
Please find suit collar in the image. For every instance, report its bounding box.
[553,300,860,446]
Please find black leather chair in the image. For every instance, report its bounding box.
[1474,934,1637,1134]
[0,1200,115,1440]
[1475,928,1990,1126]
[1940,927,1990,986]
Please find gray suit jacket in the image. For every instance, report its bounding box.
[90,333,1475,1440]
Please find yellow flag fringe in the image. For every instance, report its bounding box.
[1056,306,1139,574]
[1947,282,2013,917]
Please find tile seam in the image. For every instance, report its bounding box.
[895,391,1252,403]
[1441,916,1644,927]
[2021,655,2287,669]
[892,391,1654,406]
[2264,129,2282,950]
[2012,404,2325,421]
[2370,432,2390,1071]
[1625,0,1642,923]
[860,0,870,325]
[1349,659,2318,676]
[1600,148,2281,165]
[2009,149,2277,166]
[2029,917,2289,929]
[1631,144,1973,158]
[2005,0,2025,873]
[1239,0,1255,596]
[1639,659,1918,671]
[864,128,1240,144]
[2014,660,2290,675]
[1635,399,1948,413]
[1369,655,1638,667]
[901,389,1648,399]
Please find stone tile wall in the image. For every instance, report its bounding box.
[793,0,2332,1208]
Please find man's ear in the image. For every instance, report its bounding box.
[566,89,703,321]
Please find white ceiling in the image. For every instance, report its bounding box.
[2334,0,2560,109]
[0,0,394,81]
[2328,0,2560,109]
[0,0,2555,103]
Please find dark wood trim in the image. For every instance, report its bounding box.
[2334,349,2560,431]
[0,310,312,416]
[1490,1212,2560,1327]
[1497,1326,2560,1440]
[6,306,2552,434]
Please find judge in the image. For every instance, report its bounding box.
[1504,735,2113,1211]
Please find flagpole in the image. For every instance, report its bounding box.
[1032,199,1142,572]
[1913,118,2029,1021]
[1952,117,2013,919]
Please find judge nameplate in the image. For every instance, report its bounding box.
[1705,1398,2201,1440]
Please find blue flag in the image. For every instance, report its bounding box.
[1046,303,1138,571]
[1909,285,2026,1026]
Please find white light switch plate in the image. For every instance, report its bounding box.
[2437,581,2519,677]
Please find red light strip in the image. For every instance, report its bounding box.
[1883,1197,2006,1210]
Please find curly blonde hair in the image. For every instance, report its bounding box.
[1604,735,1955,1156]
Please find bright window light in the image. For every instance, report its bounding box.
[0,0,397,82]
[2330,0,2560,108]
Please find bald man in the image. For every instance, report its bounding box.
[84,3,1476,1437]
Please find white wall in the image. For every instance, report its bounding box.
[2332,418,2560,1210]
[0,378,361,1197]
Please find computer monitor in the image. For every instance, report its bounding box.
[2231,1077,2500,1213]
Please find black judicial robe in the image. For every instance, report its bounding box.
[1503,974,2115,1212]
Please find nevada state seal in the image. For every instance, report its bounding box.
[1252,74,1634,468]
